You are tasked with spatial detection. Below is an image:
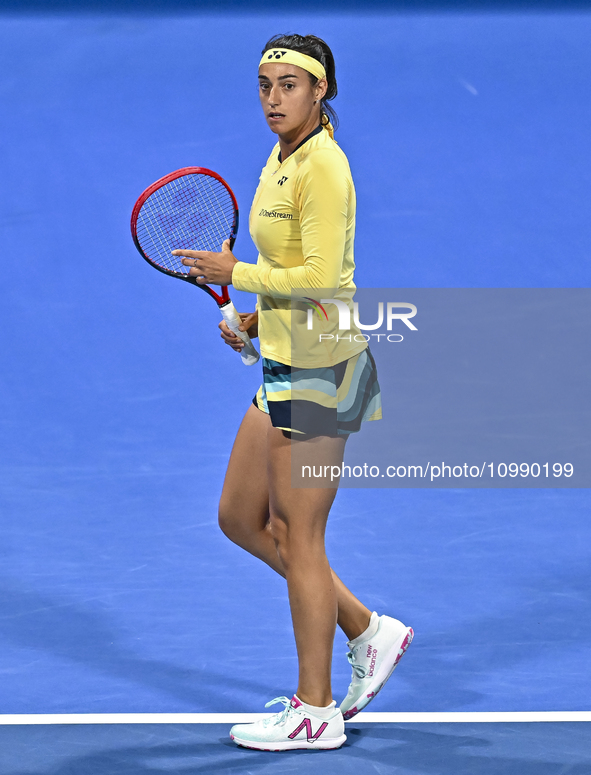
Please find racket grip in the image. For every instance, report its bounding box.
[220,301,260,366]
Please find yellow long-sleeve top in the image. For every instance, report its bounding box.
[232,124,367,367]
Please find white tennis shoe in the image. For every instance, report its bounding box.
[339,614,414,720]
[230,695,346,751]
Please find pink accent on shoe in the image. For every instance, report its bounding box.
[343,707,358,721]
[288,718,329,742]
[395,629,414,663]
[290,695,302,709]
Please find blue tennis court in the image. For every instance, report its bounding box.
[0,2,589,771]
[1,721,590,773]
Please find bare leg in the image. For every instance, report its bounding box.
[267,424,346,706]
[218,404,372,642]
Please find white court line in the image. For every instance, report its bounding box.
[0,712,589,725]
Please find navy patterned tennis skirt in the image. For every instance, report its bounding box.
[252,347,382,437]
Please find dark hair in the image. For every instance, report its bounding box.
[261,33,338,130]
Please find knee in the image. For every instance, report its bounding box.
[269,511,326,570]
[218,496,271,551]
[218,497,242,543]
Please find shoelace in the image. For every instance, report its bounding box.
[262,696,295,727]
[346,649,368,679]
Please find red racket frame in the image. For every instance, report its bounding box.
[130,166,239,306]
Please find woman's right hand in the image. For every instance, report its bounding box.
[219,311,258,352]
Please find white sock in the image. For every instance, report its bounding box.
[348,611,380,648]
[297,697,337,719]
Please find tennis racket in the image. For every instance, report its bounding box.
[130,166,259,366]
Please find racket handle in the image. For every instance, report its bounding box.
[220,301,260,366]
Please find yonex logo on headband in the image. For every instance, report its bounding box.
[259,49,326,81]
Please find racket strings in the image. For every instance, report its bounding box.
[136,174,236,274]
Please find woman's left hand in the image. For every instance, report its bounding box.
[172,239,238,286]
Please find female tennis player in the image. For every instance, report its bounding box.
[174,34,413,751]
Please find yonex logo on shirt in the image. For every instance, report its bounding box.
[277,176,288,186]
[259,208,293,219]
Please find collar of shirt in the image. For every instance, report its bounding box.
[277,124,323,163]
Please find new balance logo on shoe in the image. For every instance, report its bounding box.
[288,718,328,743]
[366,644,378,677]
